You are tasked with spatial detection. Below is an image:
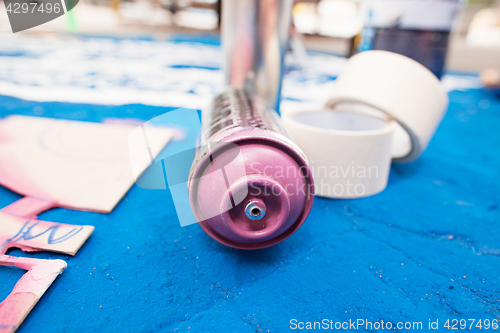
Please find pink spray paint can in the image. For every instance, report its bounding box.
[188,88,314,249]
[188,0,314,249]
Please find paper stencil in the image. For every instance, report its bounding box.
[0,115,174,213]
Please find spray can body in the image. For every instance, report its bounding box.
[188,88,314,249]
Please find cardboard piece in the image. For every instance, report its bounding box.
[0,115,174,213]
[0,256,66,333]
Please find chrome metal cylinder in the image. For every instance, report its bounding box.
[221,0,294,112]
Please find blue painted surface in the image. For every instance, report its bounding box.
[0,57,499,333]
[0,87,498,332]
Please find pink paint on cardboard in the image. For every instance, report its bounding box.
[0,115,173,213]
[0,211,94,255]
[0,256,66,333]
[0,207,93,332]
